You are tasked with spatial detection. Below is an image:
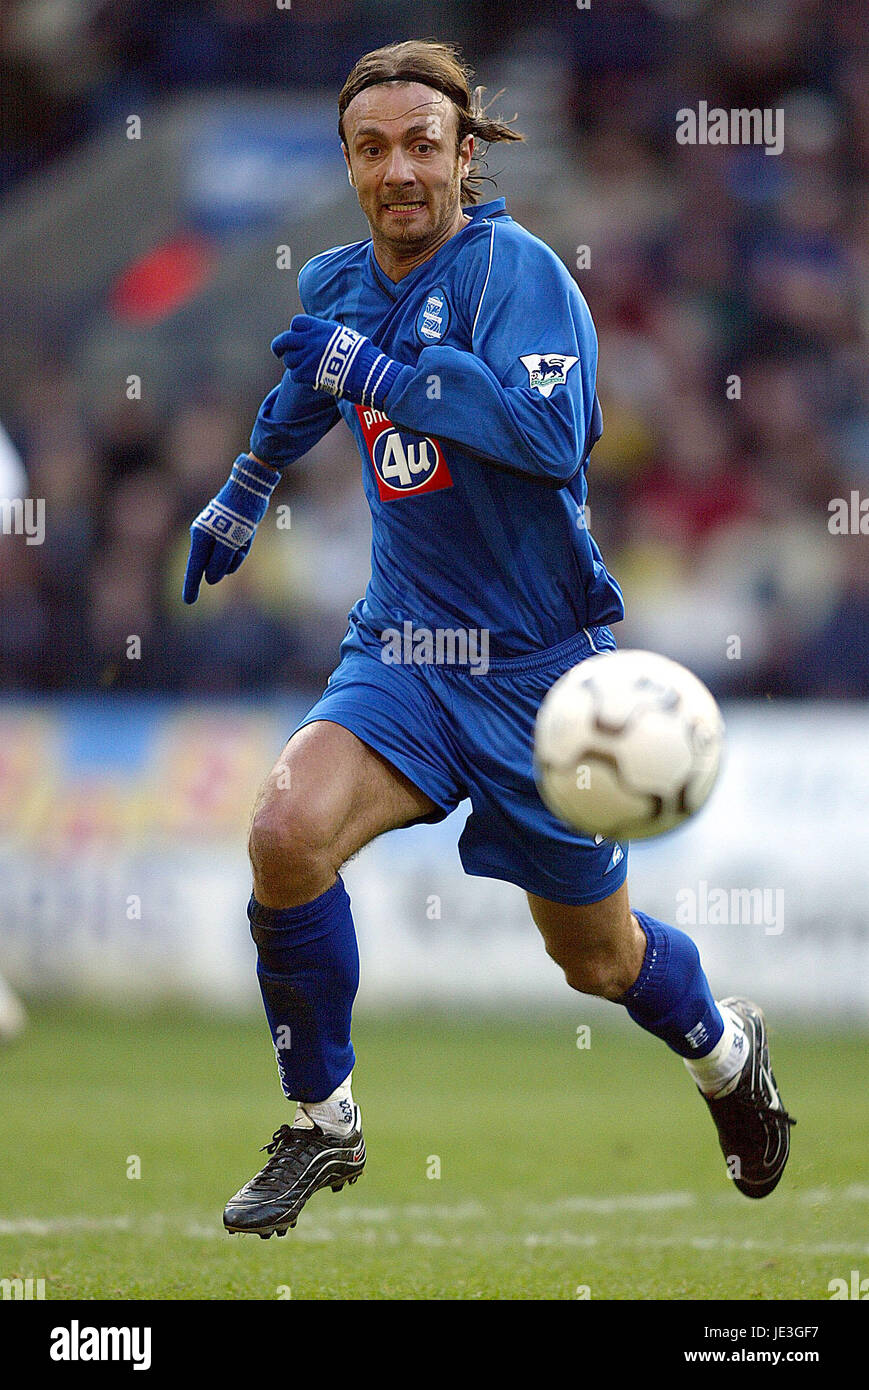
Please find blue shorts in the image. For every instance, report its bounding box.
[292,616,629,905]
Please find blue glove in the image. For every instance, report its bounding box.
[272,315,413,410]
[183,453,280,604]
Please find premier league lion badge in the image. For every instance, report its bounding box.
[519,352,579,397]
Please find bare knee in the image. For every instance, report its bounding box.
[248,793,339,908]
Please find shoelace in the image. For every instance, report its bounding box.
[261,1124,298,1156]
[242,1125,327,1192]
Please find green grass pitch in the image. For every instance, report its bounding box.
[0,1004,866,1300]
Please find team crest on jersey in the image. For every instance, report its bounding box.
[416,286,451,343]
[354,405,453,501]
[519,352,579,397]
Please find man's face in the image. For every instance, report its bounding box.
[342,82,473,254]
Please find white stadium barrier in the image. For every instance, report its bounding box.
[0,701,865,1018]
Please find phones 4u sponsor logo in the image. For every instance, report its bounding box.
[355,406,453,501]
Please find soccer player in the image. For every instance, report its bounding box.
[183,40,794,1238]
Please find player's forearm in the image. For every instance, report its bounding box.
[249,372,340,468]
[382,346,586,486]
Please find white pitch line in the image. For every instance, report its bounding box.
[798,1185,869,1205]
[2,1212,869,1260]
[523,1231,869,1258]
[0,1195,693,1236]
[328,1201,488,1223]
[5,1212,867,1267]
[2,1187,868,1249]
[0,1216,134,1236]
[536,1192,697,1215]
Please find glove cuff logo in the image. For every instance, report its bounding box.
[197,500,254,547]
[317,324,366,396]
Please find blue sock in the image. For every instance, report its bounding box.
[247,876,359,1103]
[616,910,723,1058]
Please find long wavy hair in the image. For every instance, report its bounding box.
[338,39,524,205]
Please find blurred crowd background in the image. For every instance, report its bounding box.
[0,0,866,698]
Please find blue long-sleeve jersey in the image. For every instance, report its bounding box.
[251,197,624,657]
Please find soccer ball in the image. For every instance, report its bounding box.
[533,649,724,841]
